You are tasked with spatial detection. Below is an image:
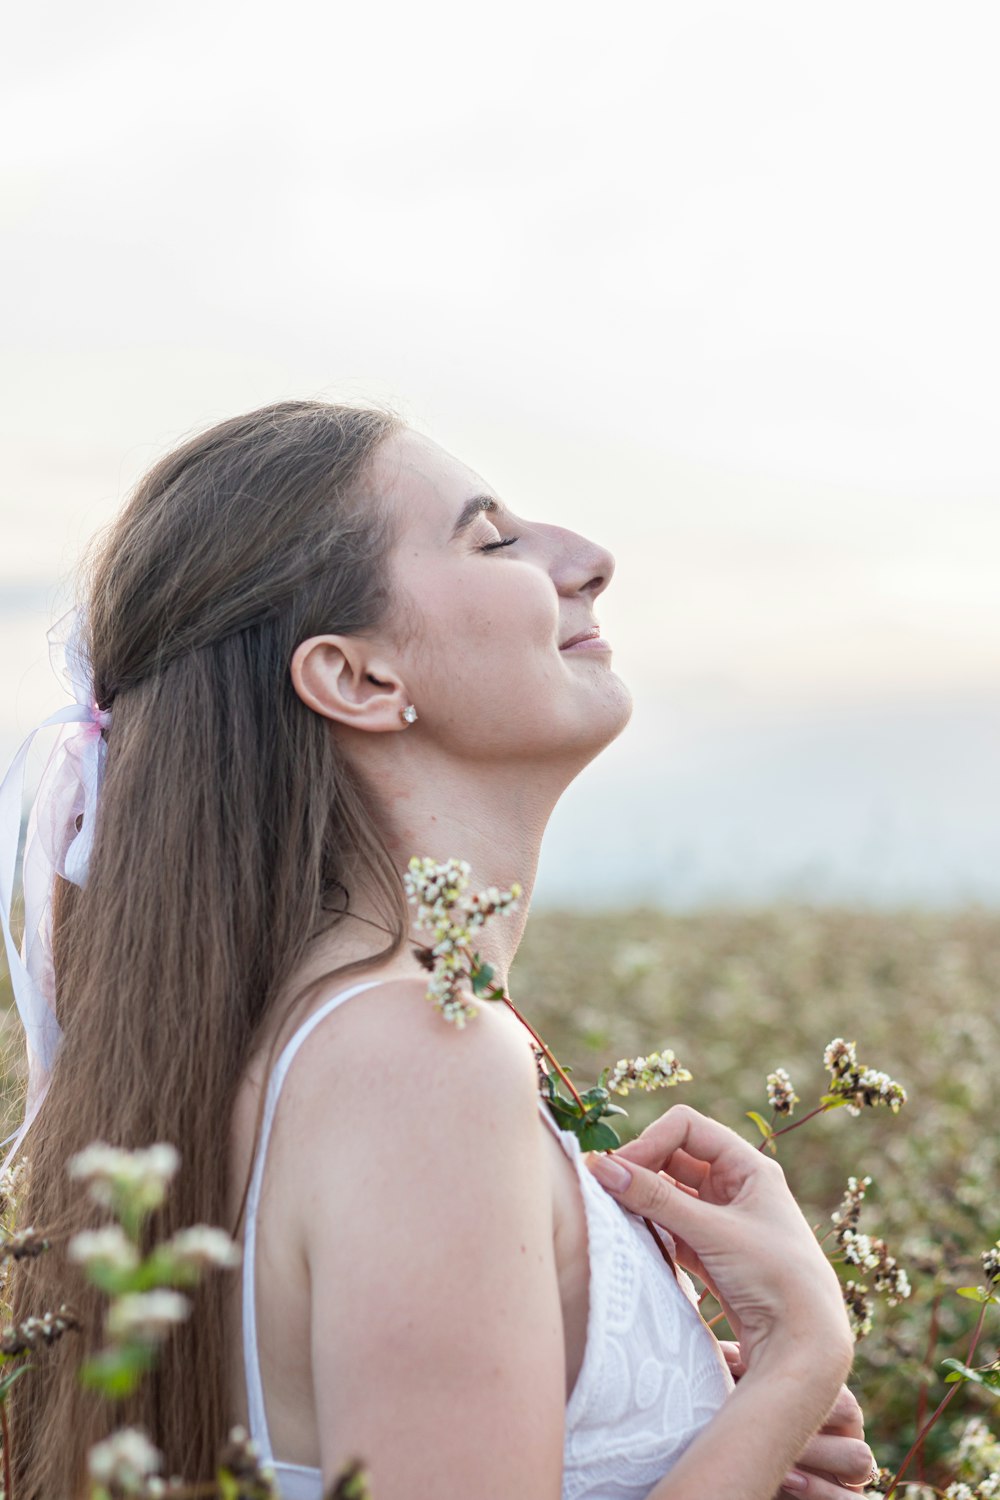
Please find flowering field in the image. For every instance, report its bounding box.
[2,904,999,1490]
[510,904,1000,1485]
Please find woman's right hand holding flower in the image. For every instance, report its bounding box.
[588,1104,851,1375]
[586,1106,856,1498]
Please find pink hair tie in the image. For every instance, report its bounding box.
[0,608,108,1174]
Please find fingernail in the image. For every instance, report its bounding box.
[588,1154,632,1192]
[781,1473,808,1492]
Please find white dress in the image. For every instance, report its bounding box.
[241,980,733,1499]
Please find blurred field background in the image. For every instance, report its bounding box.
[5,904,998,1477]
[510,904,1000,1478]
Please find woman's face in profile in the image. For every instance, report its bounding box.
[370,428,633,768]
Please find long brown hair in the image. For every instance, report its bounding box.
[9,399,408,1496]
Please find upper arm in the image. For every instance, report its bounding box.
[291,981,566,1500]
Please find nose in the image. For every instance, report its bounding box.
[544,524,616,600]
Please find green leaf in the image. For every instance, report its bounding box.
[82,1262,135,1296]
[574,1120,623,1152]
[0,1362,33,1402]
[79,1342,157,1400]
[746,1111,774,1141]
[957,1286,990,1302]
[941,1358,1000,1393]
[216,1471,241,1500]
[470,962,494,996]
[579,1086,611,1108]
[132,1247,201,1291]
[819,1095,850,1110]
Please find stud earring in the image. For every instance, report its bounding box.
[400,704,418,725]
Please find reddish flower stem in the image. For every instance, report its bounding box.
[883,1299,990,1499]
[496,991,587,1111]
[757,1102,832,1151]
[914,1292,942,1481]
[495,991,676,1274]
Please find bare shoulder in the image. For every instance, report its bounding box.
[282,977,565,1498]
[281,974,542,1148]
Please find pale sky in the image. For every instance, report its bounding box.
[3,0,999,903]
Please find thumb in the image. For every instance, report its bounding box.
[586,1152,707,1242]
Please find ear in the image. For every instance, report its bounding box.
[290,635,410,733]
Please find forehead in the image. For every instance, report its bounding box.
[370,429,493,539]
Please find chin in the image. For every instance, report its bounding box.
[575,668,634,758]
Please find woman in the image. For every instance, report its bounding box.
[5,402,873,1498]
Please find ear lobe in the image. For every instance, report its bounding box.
[290,635,408,732]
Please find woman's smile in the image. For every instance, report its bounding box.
[559,625,612,654]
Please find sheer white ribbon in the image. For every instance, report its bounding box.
[0,609,107,1176]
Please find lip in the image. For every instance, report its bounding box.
[559,626,611,652]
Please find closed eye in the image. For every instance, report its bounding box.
[479,536,520,552]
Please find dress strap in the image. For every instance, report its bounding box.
[242,978,386,1464]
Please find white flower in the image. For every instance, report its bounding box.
[68,1224,140,1273]
[88,1427,163,1492]
[606,1049,692,1097]
[958,1417,1000,1477]
[68,1142,181,1213]
[824,1038,857,1075]
[766,1068,799,1117]
[107,1289,191,1343]
[166,1225,241,1270]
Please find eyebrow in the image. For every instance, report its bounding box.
[450,494,501,539]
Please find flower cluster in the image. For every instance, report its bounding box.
[329,1460,374,1499]
[0,1224,51,1261]
[605,1050,692,1097]
[107,1290,191,1345]
[823,1039,907,1116]
[216,1424,279,1498]
[0,1303,80,1356]
[64,1140,242,1412]
[0,1155,29,1216]
[831,1175,872,1236]
[981,1242,1000,1285]
[404,856,521,1026]
[766,1068,799,1117]
[165,1225,242,1273]
[943,1480,1000,1499]
[68,1143,181,1220]
[831,1176,910,1312]
[957,1418,1000,1484]
[88,1426,163,1497]
[843,1279,874,1341]
[839,1229,911,1306]
[69,1224,140,1276]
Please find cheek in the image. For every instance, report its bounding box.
[399,558,559,696]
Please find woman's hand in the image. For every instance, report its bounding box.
[778,1382,875,1496]
[719,1345,876,1496]
[585,1105,853,1381]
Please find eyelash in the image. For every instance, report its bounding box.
[479,536,520,552]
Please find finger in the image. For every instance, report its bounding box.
[818,1383,864,1438]
[718,1341,746,1379]
[585,1149,721,1245]
[780,1467,875,1497]
[790,1435,875,1486]
[612,1104,752,1175]
[617,1141,711,1192]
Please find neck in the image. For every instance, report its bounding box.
[335,747,574,991]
